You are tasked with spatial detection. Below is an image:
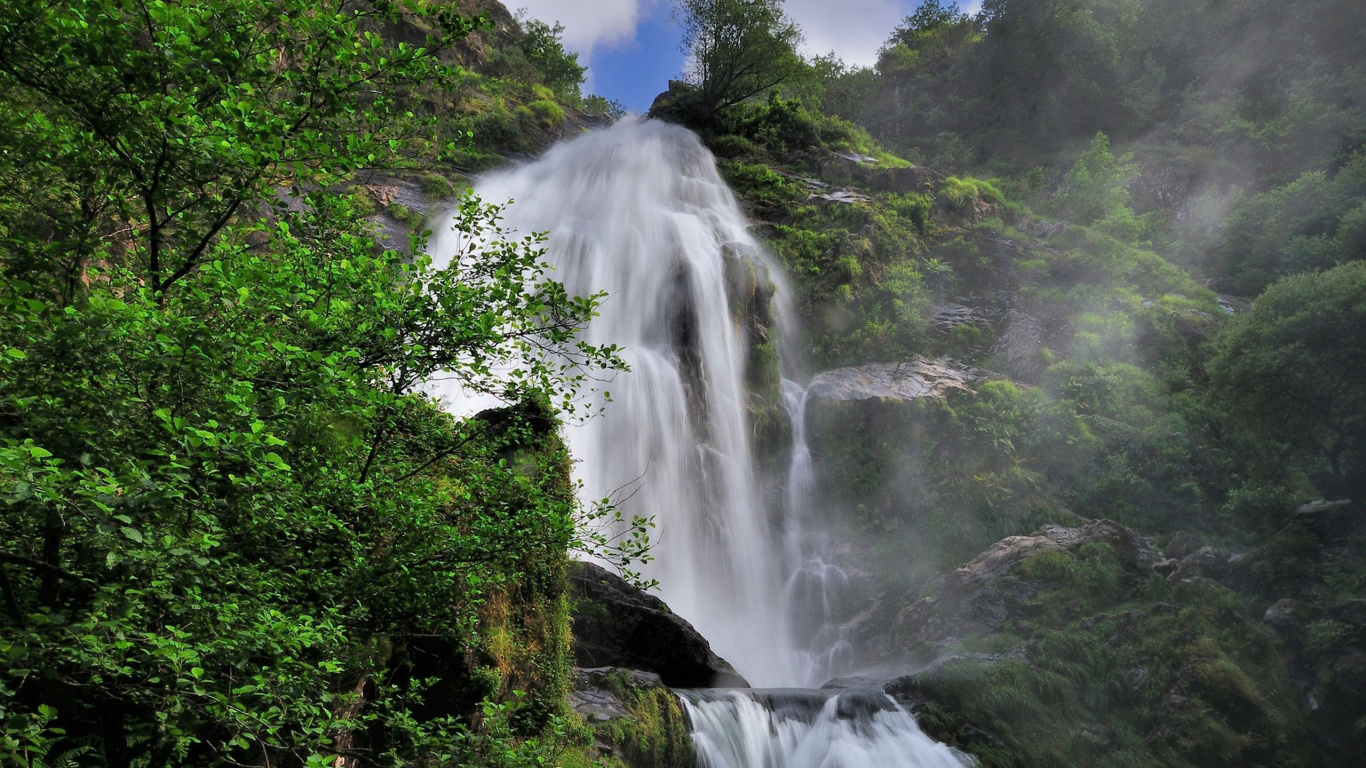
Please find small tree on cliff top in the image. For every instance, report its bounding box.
[675,0,805,123]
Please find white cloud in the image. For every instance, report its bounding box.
[513,0,653,54]
[784,0,909,67]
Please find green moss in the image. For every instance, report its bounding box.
[522,98,567,128]
[902,566,1316,768]
[594,671,695,768]
[939,176,1004,212]
[418,172,462,199]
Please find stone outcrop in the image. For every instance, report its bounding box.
[997,308,1045,379]
[854,520,1163,663]
[806,357,988,404]
[570,667,695,768]
[839,506,1366,767]
[569,561,749,688]
[647,80,697,121]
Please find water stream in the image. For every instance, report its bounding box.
[429,118,966,767]
[682,689,968,768]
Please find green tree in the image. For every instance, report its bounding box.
[491,13,587,104]
[0,0,479,301]
[0,1,631,765]
[1055,132,1151,240]
[889,0,969,42]
[1213,153,1366,294]
[1209,262,1366,500]
[674,0,805,123]
[516,17,586,101]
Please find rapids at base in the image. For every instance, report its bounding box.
[680,688,971,768]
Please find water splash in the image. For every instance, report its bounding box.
[681,689,970,768]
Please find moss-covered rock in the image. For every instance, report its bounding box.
[723,244,789,473]
[868,520,1321,768]
[570,668,695,768]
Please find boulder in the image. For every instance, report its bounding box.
[1293,499,1361,540]
[1178,545,1230,577]
[570,667,694,768]
[810,188,871,205]
[1262,598,1320,629]
[569,561,749,688]
[1166,531,1207,560]
[1016,216,1065,240]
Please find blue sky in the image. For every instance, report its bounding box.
[514,1,983,113]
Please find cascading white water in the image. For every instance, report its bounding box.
[781,381,857,685]
[429,117,967,766]
[430,117,796,685]
[681,689,969,768]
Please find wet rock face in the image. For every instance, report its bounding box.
[569,561,750,688]
[997,309,1044,379]
[806,357,987,403]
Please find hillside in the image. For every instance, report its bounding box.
[647,0,1366,764]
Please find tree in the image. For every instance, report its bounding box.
[889,0,969,43]
[1209,261,1366,500]
[0,1,631,765]
[674,0,805,123]
[516,17,586,101]
[0,0,474,301]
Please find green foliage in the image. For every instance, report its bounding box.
[823,0,1366,188]
[1213,153,1366,294]
[724,93,820,153]
[939,176,1004,213]
[520,99,568,129]
[673,0,806,124]
[0,1,629,765]
[908,571,1315,768]
[1057,133,1145,233]
[413,11,594,172]
[0,0,474,298]
[1209,261,1366,499]
[0,192,624,766]
[515,17,586,102]
[893,0,968,38]
[583,95,627,119]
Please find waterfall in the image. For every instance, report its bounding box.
[430,117,796,685]
[681,689,969,768]
[428,117,967,766]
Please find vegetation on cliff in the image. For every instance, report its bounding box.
[654,0,1366,764]
[661,0,1365,562]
